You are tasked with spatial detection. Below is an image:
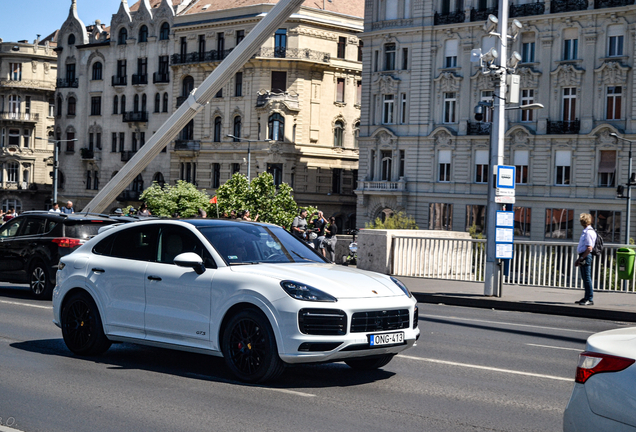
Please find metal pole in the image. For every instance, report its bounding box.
[247,141,251,183]
[53,141,59,204]
[627,140,632,245]
[484,0,509,296]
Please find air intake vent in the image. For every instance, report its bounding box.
[351,309,409,333]
[298,308,347,335]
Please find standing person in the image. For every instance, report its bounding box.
[230,210,237,219]
[3,208,15,222]
[49,203,61,213]
[312,211,327,256]
[291,209,308,241]
[61,201,74,214]
[138,203,151,217]
[324,216,338,263]
[197,208,207,218]
[575,213,597,306]
[241,210,258,221]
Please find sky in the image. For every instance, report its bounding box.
[0,0,125,43]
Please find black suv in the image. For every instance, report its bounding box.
[0,211,118,299]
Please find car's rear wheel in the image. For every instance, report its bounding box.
[345,354,395,370]
[29,260,53,299]
[221,309,285,383]
[61,291,111,356]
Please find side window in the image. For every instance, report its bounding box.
[93,233,116,256]
[157,226,216,268]
[22,218,46,236]
[0,218,24,238]
[46,220,58,233]
[110,226,158,261]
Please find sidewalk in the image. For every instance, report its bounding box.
[397,276,636,323]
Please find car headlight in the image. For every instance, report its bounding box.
[280,281,337,302]
[390,276,412,298]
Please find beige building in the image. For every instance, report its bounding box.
[0,37,57,212]
[358,0,636,243]
[171,0,363,228]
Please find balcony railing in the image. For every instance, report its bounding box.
[174,140,201,152]
[132,74,148,85]
[171,49,234,65]
[111,75,127,86]
[467,122,492,135]
[0,112,39,122]
[595,0,634,8]
[120,150,137,162]
[509,1,545,17]
[80,148,94,160]
[122,111,148,122]
[57,78,78,88]
[551,0,588,13]
[256,91,300,110]
[434,10,466,25]
[470,7,498,21]
[153,72,170,83]
[255,47,331,63]
[359,181,407,192]
[547,119,580,134]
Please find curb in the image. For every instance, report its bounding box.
[413,293,636,323]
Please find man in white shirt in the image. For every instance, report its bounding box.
[49,203,61,213]
[574,213,597,306]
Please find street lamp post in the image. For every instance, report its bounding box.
[610,133,634,244]
[35,137,77,204]
[226,135,270,182]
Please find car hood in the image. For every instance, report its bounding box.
[586,327,636,359]
[229,263,407,299]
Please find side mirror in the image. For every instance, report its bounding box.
[174,252,206,275]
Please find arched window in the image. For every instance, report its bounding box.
[154,93,160,113]
[141,94,147,112]
[133,94,139,112]
[56,95,62,117]
[113,95,119,114]
[162,93,168,112]
[132,174,144,192]
[118,28,128,45]
[333,120,344,147]
[120,95,126,114]
[6,162,19,183]
[92,62,102,80]
[214,116,222,142]
[159,22,170,40]
[153,172,165,188]
[233,116,242,141]
[138,25,148,43]
[353,121,360,148]
[268,113,284,141]
[68,34,76,46]
[182,76,194,97]
[67,97,76,116]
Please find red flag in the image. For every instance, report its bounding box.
[210,196,217,204]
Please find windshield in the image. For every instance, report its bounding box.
[197,224,327,265]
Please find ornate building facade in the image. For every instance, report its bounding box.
[358,0,636,243]
[0,37,57,212]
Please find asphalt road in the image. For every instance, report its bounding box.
[0,284,629,432]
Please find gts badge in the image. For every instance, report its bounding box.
[196,331,206,335]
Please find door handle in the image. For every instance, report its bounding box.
[92,268,105,273]
[147,275,162,281]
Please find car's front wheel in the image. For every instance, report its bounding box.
[29,260,53,299]
[221,309,285,383]
[61,291,111,356]
[345,354,395,370]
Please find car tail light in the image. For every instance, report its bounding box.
[52,237,82,248]
[575,351,635,384]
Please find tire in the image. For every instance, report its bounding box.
[29,260,54,300]
[61,291,111,356]
[344,354,395,370]
[221,309,285,383]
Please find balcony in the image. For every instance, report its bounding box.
[0,112,39,122]
[256,91,300,111]
[595,0,634,8]
[171,49,233,65]
[57,78,78,88]
[471,7,498,21]
[547,120,580,134]
[509,1,545,17]
[359,181,407,192]
[467,122,492,135]
[153,72,170,83]
[174,140,201,154]
[121,150,137,162]
[117,190,140,201]
[122,111,148,122]
[111,75,127,86]
[132,74,148,85]
[80,148,95,160]
[434,10,466,25]
[254,47,330,63]
[551,0,587,13]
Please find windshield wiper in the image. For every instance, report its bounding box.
[290,251,313,262]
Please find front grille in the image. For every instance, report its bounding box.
[298,308,347,335]
[351,309,410,333]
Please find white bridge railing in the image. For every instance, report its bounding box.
[392,236,636,293]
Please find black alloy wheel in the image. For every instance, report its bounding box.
[221,309,285,383]
[61,292,111,356]
[29,260,53,299]
[344,354,395,370]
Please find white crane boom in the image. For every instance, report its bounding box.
[83,0,305,214]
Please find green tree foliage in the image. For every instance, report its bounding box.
[365,211,419,230]
[215,172,299,228]
[140,180,211,218]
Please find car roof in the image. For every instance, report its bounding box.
[182,219,278,228]
[17,211,117,223]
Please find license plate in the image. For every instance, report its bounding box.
[369,331,404,347]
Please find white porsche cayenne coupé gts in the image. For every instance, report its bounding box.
[52,219,420,382]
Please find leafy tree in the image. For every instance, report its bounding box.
[140,180,211,218]
[365,211,419,230]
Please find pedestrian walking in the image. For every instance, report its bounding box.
[61,201,74,214]
[324,216,338,263]
[575,213,597,306]
[291,209,308,241]
[312,211,327,257]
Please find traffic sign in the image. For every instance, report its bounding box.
[496,165,516,189]
[496,188,515,196]
[495,196,515,204]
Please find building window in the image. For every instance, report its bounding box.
[159,22,170,40]
[162,93,168,112]
[334,120,344,147]
[181,120,194,141]
[520,89,534,122]
[522,41,535,63]
[113,95,118,114]
[112,132,117,152]
[67,97,76,116]
[480,91,494,123]
[562,87,576,121]
[402,47,408,70]
[210,163,220,188]
[198,34,206,57]
[90,96,101,116]
[120,95,126,114]
[514,150,529,184]
[563,38,578,60]
[354,122,360,149]
[132,173,144,192]
[139,25,148,43]
[357,80,362,106]
[9,63,22,81]
[358,40,363,62]
[68,34,76,46]
[153,172,165,188]
[8,95,20,117]
[271,71,287,93]
[382,95,394,124]
[179,163,196,184]
[337,36,346,59]
[233,116,241,141]
[154,93,160,113]
[444,39,458,68]
[438,150,451,182]
[274,28,286,57]
[66,132,75,152]
[384,43,396,70]
[217,32,225,53]
[598,150,616,187]
[381,150,392,181]
[137,57,147,78]
[116,59,126,80]
[429,203,453,231]
[66,63,76,82]
[6,162,19,183]
[133,94,140,113]
[235,72,243,97]
[336,78,345,103]
[591,210,621,243]
[118,27,127,45]
[236,30,245,45]
[443,92,456,123]
[268,163,283,187]
[1,198,22,213]
[86,171,92,190]
[475,150,489,183]
[400,93,407,124]
[8,129,20,146]
[555,150,571,185]
[232,163,241,175]
[119,132,125,152]
[92,62,102,80]
[213,117,222,142]
[606,86,622,120]
[608,27,624,57]
[182,76,194,98]
[269,113,285,142]
[159,55,169,76]
[545,208,573,239]
[374,50,379,72]
[514,207,531,237]
[466,205,486,234]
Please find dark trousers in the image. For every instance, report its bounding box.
[578,254,594,301]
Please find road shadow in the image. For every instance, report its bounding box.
[0,284,38,300]
[11,338,396,390]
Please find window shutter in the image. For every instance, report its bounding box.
[598,150,617,173]
[555,150,571,167]
[439,150,451,164]
[514,150,529,166]
[475,150,488,165]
